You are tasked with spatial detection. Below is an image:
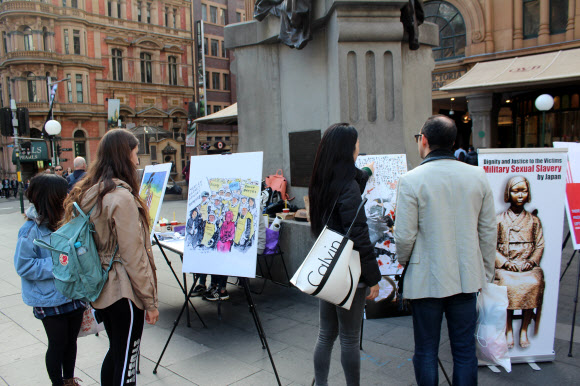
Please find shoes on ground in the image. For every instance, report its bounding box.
[191,284,206,297]
[204,287,230,301]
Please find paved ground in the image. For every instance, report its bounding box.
[0,197,579,385]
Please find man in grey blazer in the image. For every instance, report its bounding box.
[394,115,496,386]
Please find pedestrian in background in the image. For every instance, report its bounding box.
[14,174,85,386]
[66,157,87,192]
[465,146,478,166]
[309,123,381,386]
[63,129,158,386]
[2,177,10,199]
[54,165,65,179]
[394,115,496,386]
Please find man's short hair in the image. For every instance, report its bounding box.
[468,146,475,152]
[73,157,87,169]
[421,115,457,151]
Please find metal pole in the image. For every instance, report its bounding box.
[10,100,24,214]
[540,111,546,147]
[201,20,207,117]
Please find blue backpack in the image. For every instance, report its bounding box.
[33,202,119,302]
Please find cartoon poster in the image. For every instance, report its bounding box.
[355,154,407,276]
[554,142,580,249]
[479,148,567,363]
[139,163,172,240]
[182,152,263,278]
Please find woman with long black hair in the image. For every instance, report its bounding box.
[309,123,381,386]
[14,174,85,386]
[62,129,158,386]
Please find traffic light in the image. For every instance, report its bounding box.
[57,144,62,156]
[17,108,29,137]
[47,160,52,167]
[0,108,13,137]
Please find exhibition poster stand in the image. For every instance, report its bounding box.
[152,234,206,329]
[553,142,580,357]
[479,148,568,369]
[151,238,281,385]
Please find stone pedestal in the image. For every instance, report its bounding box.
[225,0,438,204]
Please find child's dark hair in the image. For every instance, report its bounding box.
[26,174,68,231]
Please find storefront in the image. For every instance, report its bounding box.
[11,141,50,180]
[441,48,580,149]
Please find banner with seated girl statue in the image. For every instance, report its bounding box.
[479,148,567,363]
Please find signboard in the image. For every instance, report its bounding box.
[182,152,263,278]
[12,141,48,164]
[356,154,408,319]
[107,99,120,128]
[554,142,580,249]
[289,130,321,187]
[139,163,172,240]
[432,68,467,90]
[479,148,567,362]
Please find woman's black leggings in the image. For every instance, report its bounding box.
[98,298,144,386]
[41,308,84,386]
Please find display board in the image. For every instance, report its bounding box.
[182,152,263,278]
[553,142,580,249]
[355,154,408,318]
[139,163,172,240]
[479,148,567,362]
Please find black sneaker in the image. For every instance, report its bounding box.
[191,285,206,297]
[204,288,230,301]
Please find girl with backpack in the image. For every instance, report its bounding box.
[14,174,85,386]
[62,129,158,386]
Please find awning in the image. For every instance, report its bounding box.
[441,48,580,92]
[194,103,237,124]
[12,141,49,164]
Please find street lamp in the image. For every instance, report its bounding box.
[535,94,554,147]
[45,119,61,167]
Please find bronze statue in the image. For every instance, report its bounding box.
[495,176,545,349]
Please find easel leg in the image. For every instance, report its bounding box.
[184,273,190,327]
[568,252,580,357]
[153,283,197,374]
[561,250,577,282]
[240,278,282,386]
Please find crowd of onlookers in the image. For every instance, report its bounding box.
[2,157,87,200]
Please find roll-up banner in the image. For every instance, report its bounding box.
[553,142,580,249]
[478,148,567,363]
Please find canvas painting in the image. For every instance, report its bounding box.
[138,163,172,239]
[182,152,263,278]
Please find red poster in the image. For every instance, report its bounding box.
[566,183,580,248]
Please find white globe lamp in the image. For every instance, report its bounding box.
[535,94,554,111]
[534,94,553,147]
[45,120,62,136]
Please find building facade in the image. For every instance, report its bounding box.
[426,0,580,150]
[189,0,244,156]
[0,0,195,180]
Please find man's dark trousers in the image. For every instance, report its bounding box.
[411,292,478,386]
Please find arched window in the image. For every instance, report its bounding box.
[424,1,466,61]
[43,27,49,51]
[140,52,152,83]
[27,72,37,102]
[112,49,123,81]
[74,130,86,158]
[168,56,177,85]
[23,27,34,51]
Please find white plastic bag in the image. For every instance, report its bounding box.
[475,283,511,372]
[78,305,105,338]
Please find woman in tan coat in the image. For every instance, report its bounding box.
[495,176,545,349]
[62,129,158,385]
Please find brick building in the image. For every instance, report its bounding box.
[0,0,195,180]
